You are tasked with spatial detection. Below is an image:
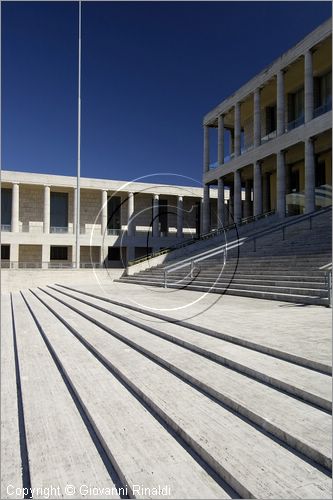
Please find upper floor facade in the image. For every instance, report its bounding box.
[203,18,332,183]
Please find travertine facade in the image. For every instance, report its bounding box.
[202,18,332,232]
[1,170,216,268]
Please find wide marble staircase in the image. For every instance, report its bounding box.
[119,207,332,305]
[2,284,332,499]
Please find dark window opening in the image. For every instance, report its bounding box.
[159,199,168,236]
[290,168,300,193]
[107,196,121,230]
[50,246,68,260]
[314,72,332,110]
[1,188,12,225]
[287,88,304,125]
[315,159,326,188]
[265,105,276,134]
[50,192,68,228]
[108,247,121,260]
[1,245,10,260]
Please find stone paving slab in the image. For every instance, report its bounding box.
[32,288,332,499]
[65,282,331,372]
[48,285,332,468]
[1,293,23,499]
[23,289,229,500]
[11,292,118,500]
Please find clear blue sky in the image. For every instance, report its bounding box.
[2,1,331,186]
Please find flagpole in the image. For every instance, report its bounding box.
[76,0,81,269]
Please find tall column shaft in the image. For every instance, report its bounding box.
[277,70,285,136]
[127,192,134,237]
[217,115,224,165]
[177,196,183,238]
[44,186,50,234]
[233,170,242,223]
[203,125,210,173]
[276,151,286,217]
[263,173,271,213]
[304,139,316,213]
[152,194,160,237]
[202,185,210,234]
[234,102,241,157]
[253,88,261,147]
[101,190,108,235]
[11,183,19,232]
[304,50,314,123]
[217,177,225,229]
[244,180,252,218]
[253,162,262,217]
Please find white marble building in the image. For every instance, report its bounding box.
[1,170,217,268]
[202,18,332,232]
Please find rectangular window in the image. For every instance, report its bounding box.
[1,188,12,226]
[288,88,304,125]
[50,192,68,229]
[159,199,168,236]
[314,72,332,110]
[50,246,68,260]
[108,247,121,260]
[1,245,10,260]
[265,105,276,134]
[315,159,326,188]
[107,196,121,230]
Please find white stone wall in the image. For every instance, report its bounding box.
[19,186,44,231]
[19,244,42,263]
[80,245,100,263]
[80,189,102,227]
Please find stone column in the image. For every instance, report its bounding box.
[10,244,19,269]
[203,125,210,173]
[244,180,252,218]
[101,190,108,236]
[304,138,316,213]
[277,69,285,136]
[177,196,183,238]
[253,161,263,217]
[43,186,50,234]
[263,173,271,213]
[254,88,261,147]
[304,50,314,123]
[152,194,160,237]
[228,185,234,224]
[11,183,19,233]
[127,191,134,237]
[217,114,224,166]
[202,185,210,234]
[42,245,50,269]
[234,102,241,157]
[217,177,225,229]
[276,151,286,218]
[233,170,242,223]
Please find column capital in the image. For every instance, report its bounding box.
[177,195,183,202]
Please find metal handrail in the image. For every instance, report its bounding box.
[127,209,276,267]
[50,226,69,234]
[164,245,227,289]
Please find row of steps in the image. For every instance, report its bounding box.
[119,255,331,305]
[2,284,331,498]
[120,209,332,305]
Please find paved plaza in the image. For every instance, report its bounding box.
[1,276,331,499]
